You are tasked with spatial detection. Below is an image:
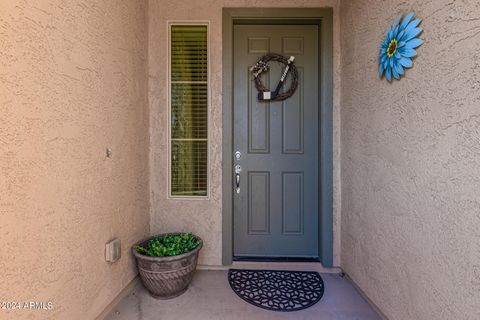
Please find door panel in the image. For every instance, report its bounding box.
[248,172,270,234]
[282,68,304,154]
[233,25,319,258]
[248,77,270,153]
[282,172,304,235]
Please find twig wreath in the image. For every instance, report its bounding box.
[250,53,298,102]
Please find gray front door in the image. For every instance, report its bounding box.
[233,25,319,259]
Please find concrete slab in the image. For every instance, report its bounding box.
[104,270,382,320]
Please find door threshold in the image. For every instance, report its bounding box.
[231,260,341,274]
[233,256,320,263]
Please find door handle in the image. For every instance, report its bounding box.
[234,165,242,194]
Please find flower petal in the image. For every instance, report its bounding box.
[402,20,420,38]
[393,14,403,28]
[392,67,400,80]
[388,26,395,40]
[383,60,389,70]
[399,57,413,68]
[386,67,392,81]
[392,25,400,38]
[405,38,423,49]
[403,27,423,42]
[379,53,388,63]
[405,18,421,30]
[386,25,393,38]
[394,60,404,75]
[399,47,417,58]
[400,12,415,30]
[379,64,385,77]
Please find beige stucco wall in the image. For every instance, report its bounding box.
[148,0,342,267]
[0,1,149,319]
[340,1,480,319]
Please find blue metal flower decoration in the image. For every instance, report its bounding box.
[379,12,423,81]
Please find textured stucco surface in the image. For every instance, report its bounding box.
[0,1,149,319]
[340,1,480,319]
[148,0,342,267]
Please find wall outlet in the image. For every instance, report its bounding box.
[105,239,121,262]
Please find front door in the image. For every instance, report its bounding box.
[233,25,319,259]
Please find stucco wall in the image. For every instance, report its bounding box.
[0,1,149,319]
[340,1,480,319]
[148,0,342,267]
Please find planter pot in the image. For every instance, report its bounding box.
[132,233,203,299]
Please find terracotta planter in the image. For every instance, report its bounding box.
[132,233,203,299]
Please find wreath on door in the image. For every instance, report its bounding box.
[250,53,298,102]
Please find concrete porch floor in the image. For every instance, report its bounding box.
[104,269,382,320]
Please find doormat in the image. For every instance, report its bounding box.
[228,269,324,312]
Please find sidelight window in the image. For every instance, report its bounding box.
[169,24,209,197]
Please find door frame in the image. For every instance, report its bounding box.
[222,8,334,267]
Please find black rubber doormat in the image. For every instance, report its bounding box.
[228,269,324,312]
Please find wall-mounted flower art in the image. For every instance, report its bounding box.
[379,12,423,82]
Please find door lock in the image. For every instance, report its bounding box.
[234,151,242,160]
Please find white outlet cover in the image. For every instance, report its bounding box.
[106,239,121,262]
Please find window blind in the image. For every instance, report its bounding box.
[170,25,208,196]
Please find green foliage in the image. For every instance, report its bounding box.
[135,233,200,257]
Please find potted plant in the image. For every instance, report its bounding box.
[132,233,203,299]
